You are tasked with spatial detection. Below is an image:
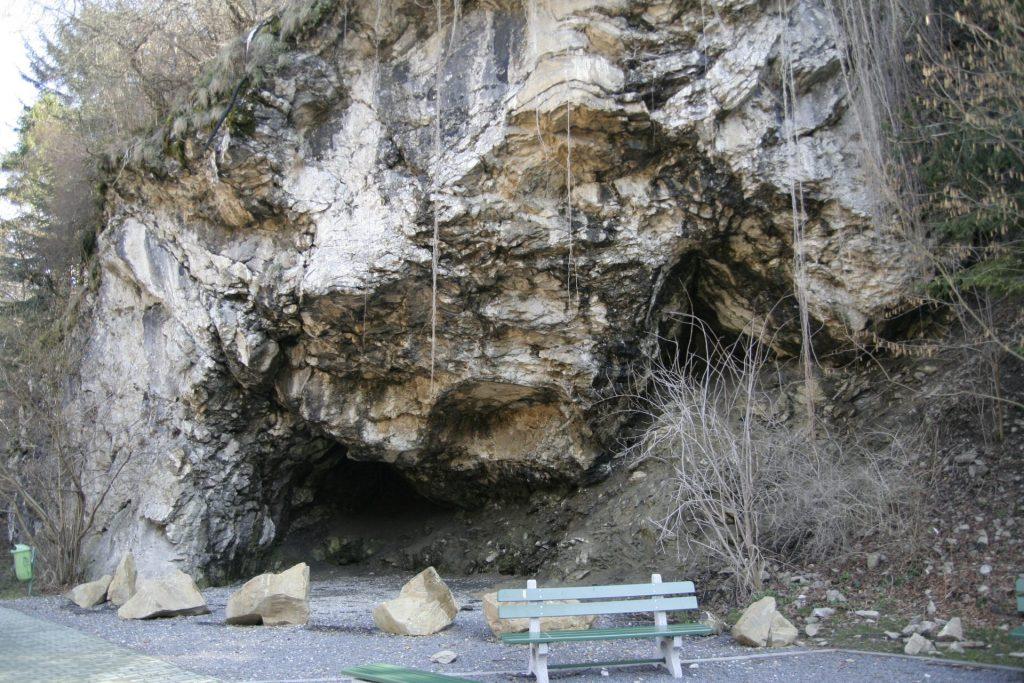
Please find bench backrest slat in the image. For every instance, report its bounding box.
[1016,577,1024,595]
[497,581,695,603]
[1018,595,1024,614]
[499,595,697,619]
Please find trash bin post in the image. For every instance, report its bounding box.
[10,544,35,596]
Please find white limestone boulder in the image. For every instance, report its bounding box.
[108,553,137,607]
[732,596,797,647]
[481,592,596,636]
[68,575,112,608]
[117,569,210,619]
[905,632,937,655]
[936,617,964,642]
[373,567,458,636]
[225,562,310,626]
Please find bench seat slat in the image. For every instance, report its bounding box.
[497,581,695,603]
[341,664,480,683]
[500,596,697,619]
[500,622,713,644]
[549,658,665,670]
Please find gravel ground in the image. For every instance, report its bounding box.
[4,569,1020,682]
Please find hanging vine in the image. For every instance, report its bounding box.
[429,0,461,394]
[778,0,818,433]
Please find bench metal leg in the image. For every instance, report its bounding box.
[659,635,683,678]
[651,574,683,678]
[530,643,549,683]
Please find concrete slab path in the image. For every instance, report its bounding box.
[0,605,217,682]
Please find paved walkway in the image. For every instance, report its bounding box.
[0,605,217,682]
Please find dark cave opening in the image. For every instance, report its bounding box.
[273,447,458,569]
[653,251,745,375]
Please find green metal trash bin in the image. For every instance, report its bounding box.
[11,544,33,582]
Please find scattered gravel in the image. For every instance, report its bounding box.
[4,569,1018,682]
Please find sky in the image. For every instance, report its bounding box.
[0,2,42,155]
[0,1,44,217]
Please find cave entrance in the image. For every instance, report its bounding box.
[273,447,457,570]
[654,251,744,377]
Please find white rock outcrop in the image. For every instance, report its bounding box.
[372,567,458,636]
[225,563,310,626]
[66,0,922,579]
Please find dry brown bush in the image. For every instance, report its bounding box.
[0,300,147,588]
[625,318,926,598]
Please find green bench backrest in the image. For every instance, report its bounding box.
[497,581,697,620]
[1017,577,1024,613]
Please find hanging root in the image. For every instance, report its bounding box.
[428,0,460,394]
[778,0,818,432]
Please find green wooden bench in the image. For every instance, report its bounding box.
[1013,577,1024,639]
[497,574,712,682]
[341,663,481,683]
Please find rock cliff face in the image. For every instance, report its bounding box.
[76,0,915,579]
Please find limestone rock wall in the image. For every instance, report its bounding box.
[75,0,916,580]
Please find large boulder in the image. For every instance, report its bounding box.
[117,569,210,619]
[225,562,310,626]
[108,553,137,607]
[68,575,112,608]
[481,592,596,636]
[732,596,797,647]
[373,567,458,636]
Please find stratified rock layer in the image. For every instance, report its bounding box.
[72,0,919,578]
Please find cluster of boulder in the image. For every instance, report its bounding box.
[68,553,150,612]
[70,561,500,637]
[69,552,212,619]
[898,616,982,655]
[370,567,602,638]
[68,556,310,626]
[724,589,984,658]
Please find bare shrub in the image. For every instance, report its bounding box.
[0,299,143,588]
[625,318,924,598]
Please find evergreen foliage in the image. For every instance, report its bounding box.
[913,0,1024,296]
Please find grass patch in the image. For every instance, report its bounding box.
[0,571,31,600]
[828,618,1024,668]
